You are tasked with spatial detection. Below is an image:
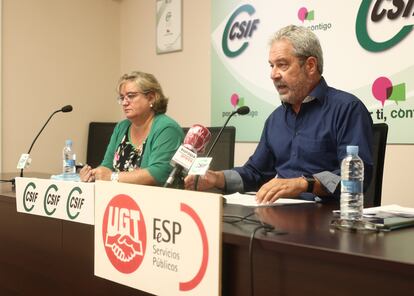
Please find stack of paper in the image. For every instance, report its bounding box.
[363,204,414,230]
[223,192,315,207]
[363,204,414,218]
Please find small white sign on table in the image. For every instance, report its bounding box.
[94,181,223,296]
[15,177,95,225]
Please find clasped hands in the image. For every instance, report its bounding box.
[80,165,112,182]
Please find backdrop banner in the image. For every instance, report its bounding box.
[212,0,414,143]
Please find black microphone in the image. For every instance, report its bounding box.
[193,106,250,191]
[19,105,73,178]
[61,105,73,113]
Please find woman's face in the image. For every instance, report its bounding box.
[118,81,154,121]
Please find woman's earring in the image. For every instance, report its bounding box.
[150,103,154,108]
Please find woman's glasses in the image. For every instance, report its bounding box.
[117,91,148,104]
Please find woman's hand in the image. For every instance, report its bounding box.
[93,166,112,181]
[80,165,95,182]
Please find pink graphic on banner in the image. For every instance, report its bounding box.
[298,7,308,23]
[372,77,392,106]
[230,93,239,108]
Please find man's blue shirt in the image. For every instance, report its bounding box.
[232,77,373,200]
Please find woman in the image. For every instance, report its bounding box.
[80,71,184,185]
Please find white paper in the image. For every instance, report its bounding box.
[188,157,212,175]
[363,204,414,218]
[223,192,315,207]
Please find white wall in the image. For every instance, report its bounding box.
[2,0,121,173]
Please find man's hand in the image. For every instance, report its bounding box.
[256,177,308,204]
[184,170,224,191]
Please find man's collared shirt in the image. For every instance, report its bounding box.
[227,77,373,201]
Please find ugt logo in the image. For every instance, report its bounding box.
[102,194,147,274]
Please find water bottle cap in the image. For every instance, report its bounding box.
[65,139,73,146]
[346,145,359,155]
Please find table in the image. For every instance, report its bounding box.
[222,202,414,296]
[1,179,414,295]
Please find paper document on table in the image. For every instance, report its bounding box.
[363,204,414,218]
[361,204,414,231]
[223,192,315,207]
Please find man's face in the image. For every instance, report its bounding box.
[268,39,311,105]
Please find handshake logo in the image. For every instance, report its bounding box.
[105,231,143,263]
[102,194,147,274]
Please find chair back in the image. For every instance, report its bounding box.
[86,122,117,168]
[182,126,236,171]
[87,123,236,172]
[364,123,388,207]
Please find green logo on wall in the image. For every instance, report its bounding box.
[356,0,414,52]
[222,4,260,58]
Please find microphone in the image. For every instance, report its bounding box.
[193,106,250,190]
[61,105,73,113]
[164,125,211,188]
[18,105,74,178]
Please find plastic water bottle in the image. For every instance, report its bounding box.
[63,139,76,175]
[340,145,364,221]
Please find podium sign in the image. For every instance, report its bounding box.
[94,181,222,296]
[15,177,95,225]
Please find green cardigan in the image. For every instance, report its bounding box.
[101,114,184,185]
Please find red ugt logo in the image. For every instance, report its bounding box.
[102,194,147,274]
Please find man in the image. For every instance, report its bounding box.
[185,25,373,204]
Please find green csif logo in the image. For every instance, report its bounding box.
[222,4,260,58]
[356,0,414,52]
[23,182,37,212]
[66,186,84,220]
[43,184,60,216]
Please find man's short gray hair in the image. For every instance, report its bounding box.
[269,25,323,74]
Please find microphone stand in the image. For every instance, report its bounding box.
[194,108,246,191]
[205,110,237,159]
[2,105,73,188]
[20,109,62,178]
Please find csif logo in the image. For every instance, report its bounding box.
[23,182,38,212]
[222,4,260,58]
[356,0,414,52]
[66,187,85,220]
[298,7,315,23]
[372,76,406,106]
[102,194,147,274]
[43,184,60,216]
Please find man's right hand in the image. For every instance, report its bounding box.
[184,170,225,191]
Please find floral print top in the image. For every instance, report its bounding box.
[113,127,145,172]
